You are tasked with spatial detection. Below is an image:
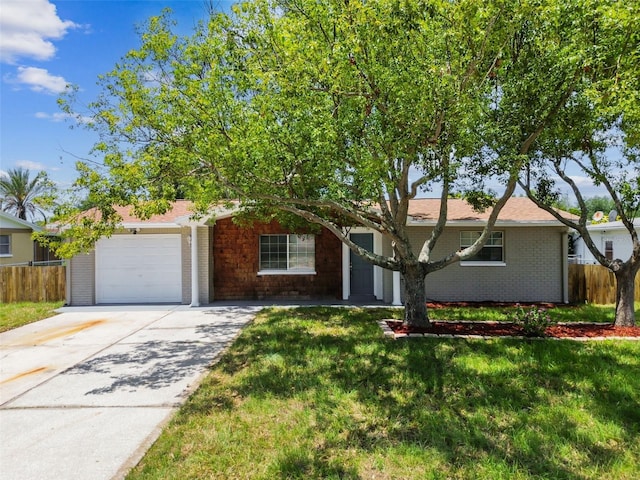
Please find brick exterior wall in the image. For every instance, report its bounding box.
[198,226,210,304]
[179,227,209,305]
[69,251,95,306]
[181,226,211,305]
[212,218,342,300]
[402,226,566,303]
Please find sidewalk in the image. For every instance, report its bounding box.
[0,305,258,480]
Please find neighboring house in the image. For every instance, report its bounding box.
[0,211,59,266]
[572,219,639,265]
[67,197,573,306]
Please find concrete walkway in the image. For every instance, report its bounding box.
[0,305,259,480]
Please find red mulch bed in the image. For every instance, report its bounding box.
[386,302,640,338]
[385,320,640,338]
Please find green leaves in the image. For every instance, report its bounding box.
[0,168,57,222]
[53,0,636,280]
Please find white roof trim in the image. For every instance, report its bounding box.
[172,205,239,226]
[120,214,221,229]
[174,215,209,227]
[586,219,638,232]
[120,222,183,229]
[123,218,567,229]
[407,219,568,227]
[0,210,42,231]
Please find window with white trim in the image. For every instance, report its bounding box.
[259,234,315,274]
[605,240,613,261]
[0,234,11,256]
[460,231,504,263]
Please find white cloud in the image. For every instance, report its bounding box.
[35,110,93,124]
[561,175,609,199]
[15,160,47,171]
[15,66,68,94]
[35,111,71,122]
[567,175,597,188]
[0,0,79,63]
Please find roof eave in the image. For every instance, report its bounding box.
[0,211,43,231]
[407,219,568,227]
[120,222,183,229]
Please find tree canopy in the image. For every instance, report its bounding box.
[53,0,638,325]
[515,0,640,325]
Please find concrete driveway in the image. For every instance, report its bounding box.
[0,305,258,480]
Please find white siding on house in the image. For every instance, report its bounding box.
[574,221,639,264]
[382,236,395,303]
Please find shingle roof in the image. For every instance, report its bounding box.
[407,197,573,224]
[112,200,196,224]
[107,197,572,226]
[110,200,241,226]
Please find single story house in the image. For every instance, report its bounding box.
[572,219,639,264]
[0,211,58,266]
[66,197,572,306]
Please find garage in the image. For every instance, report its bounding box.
[95,234,182,304]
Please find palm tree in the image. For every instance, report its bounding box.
[0,168,55,221]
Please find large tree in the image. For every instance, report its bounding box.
[55,0,623,326]
[516,0,640,326]
[0,167,55,222]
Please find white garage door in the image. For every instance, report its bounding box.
[96,234,182,304]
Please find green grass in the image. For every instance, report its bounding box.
[0,301,63,332]
[427,302,640,323]
[127,306,640,480]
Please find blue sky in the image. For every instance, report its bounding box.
[0,0,616,200]
[1,0,232,190]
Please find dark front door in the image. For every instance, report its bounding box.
[350,233,374,300]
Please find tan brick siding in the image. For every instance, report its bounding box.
[181,228,191,304]
[180,226,211,305]
[69,250,95,306]
[198,226,209,304]
[212,218,342,300]
[392,226,566,303]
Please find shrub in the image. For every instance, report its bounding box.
[512,305,554,337]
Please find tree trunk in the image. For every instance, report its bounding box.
[402,262,430,328]
[614,265,638,327]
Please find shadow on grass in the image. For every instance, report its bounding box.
[183,307,640,479]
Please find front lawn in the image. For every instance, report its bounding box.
[0,301,64,333]
[128,306,640,479]
[425,301,640,323]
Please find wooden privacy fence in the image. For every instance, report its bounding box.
[0,266,66,303]
[569,264,640,304]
